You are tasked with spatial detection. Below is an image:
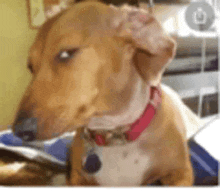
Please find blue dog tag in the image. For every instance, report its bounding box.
[83,152,102,174]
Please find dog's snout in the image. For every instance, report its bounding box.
[14,110,31,123]
[14,113,37,141]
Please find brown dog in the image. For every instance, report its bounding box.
[12,0,202,186]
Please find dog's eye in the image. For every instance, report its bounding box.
[57,49,79,62]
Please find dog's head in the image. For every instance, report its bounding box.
[12,1,176,140]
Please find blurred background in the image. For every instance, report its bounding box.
[0,0,37,129]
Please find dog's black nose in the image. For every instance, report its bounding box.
[14,117,37,142]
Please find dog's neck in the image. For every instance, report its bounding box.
[88,72,150,131]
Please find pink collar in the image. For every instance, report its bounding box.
[86,86,162,146]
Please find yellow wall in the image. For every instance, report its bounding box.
[0,0,38,128]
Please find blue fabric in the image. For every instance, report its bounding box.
[0,131,72,163]
[189,140,219,184]
[47,139,71,162]
[0,131,219,185]
[0,133,23,146]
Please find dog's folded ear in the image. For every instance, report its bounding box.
[111,5,176,85]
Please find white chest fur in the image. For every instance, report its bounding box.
[83,140,153,186]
